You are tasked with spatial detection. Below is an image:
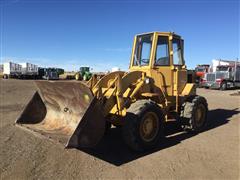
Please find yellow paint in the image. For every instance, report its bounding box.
[90,32,196,124]
[181,83,196,96]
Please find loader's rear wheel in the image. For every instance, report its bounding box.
[181,96,208,132]
[122,100,164,151]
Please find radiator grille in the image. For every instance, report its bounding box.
[206,73,215,82]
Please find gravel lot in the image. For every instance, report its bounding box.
[0,79,239,179]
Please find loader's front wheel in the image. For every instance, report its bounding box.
[122,100,164,151]
[181,96,208,132]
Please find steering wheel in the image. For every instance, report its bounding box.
[141,59,149,64]
[156,57,168,65]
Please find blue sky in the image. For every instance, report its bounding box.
[0,0,239,72]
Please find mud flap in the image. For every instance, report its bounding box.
[16,81,105,148]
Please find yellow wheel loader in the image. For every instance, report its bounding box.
[16,32,208,151]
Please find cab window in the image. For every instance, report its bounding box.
[133,34,153,66]
[172,38,184,65]
[154,36,169,66]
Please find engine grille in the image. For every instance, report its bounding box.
[206,73,215,82]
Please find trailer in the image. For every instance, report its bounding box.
[3,62,22,79]
[19,62,38,78]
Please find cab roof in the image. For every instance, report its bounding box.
[135,31,182,38]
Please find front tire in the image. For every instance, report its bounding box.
[181,96,208,132]
[220,81,227,90]
[122,100,164,151]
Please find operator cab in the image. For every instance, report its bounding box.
[130,32,188,96]
[130,32,185,69]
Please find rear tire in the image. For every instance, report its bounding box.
[181,96,208,132]
[122,100,164,151]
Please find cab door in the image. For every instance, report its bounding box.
[151,35,173,96]
[171,36,187,96]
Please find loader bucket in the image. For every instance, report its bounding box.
[16,81,106,148]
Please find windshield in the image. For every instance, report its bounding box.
[195,67,204,72]
[133,34,153,66]
[216,66,228,71]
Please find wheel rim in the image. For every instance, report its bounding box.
[195,104,206,127]
[139,112,159,142]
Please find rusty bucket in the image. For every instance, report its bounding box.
[16,81,105,148]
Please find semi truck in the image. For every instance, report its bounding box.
[3,62,39,79]
[2,61,64,80]
[38,68,59,80]
[195,64,210,86]
[202,62,240,90]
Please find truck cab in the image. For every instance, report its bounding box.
[203,64,240,90]
[195,64,210,86]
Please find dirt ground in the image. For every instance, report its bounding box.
[0,79,239,179]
